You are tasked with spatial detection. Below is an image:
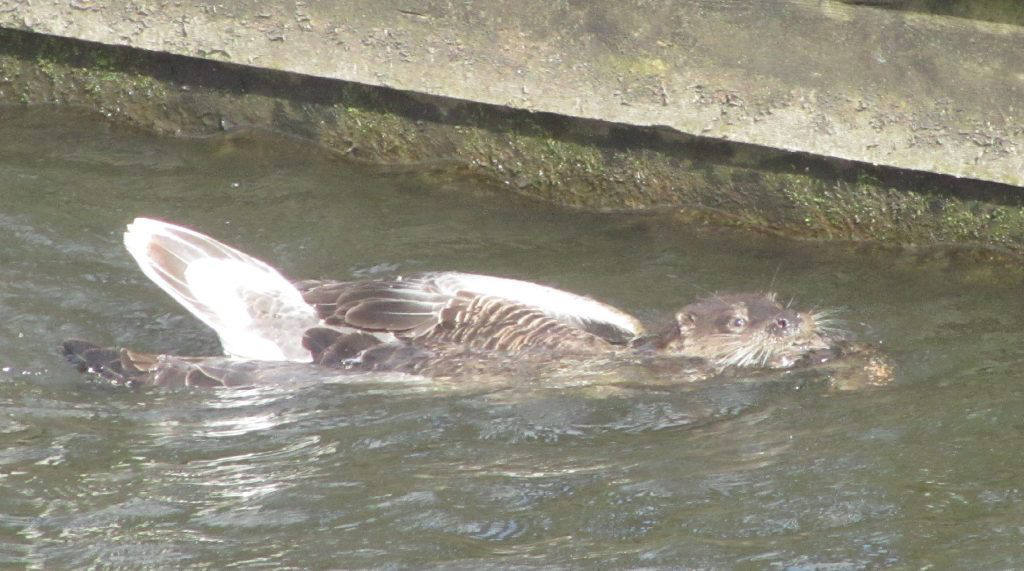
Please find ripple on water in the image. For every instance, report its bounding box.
[5,107,1024,567]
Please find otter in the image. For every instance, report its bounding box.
[645,292,834,369]
[62,218,848,388]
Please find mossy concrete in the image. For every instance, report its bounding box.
[1,0,1022,187]
[2,28,1024,259]
[842,0,1024,26]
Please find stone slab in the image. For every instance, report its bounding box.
[0,0,1021,186]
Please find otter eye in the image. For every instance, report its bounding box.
[730,317,747,329]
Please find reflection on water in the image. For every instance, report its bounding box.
[2,105,1024,567]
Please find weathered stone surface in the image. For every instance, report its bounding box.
[3,27,1024,260]
[0,0,1021,186]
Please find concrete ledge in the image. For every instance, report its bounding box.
[4,27,1024,260]
[1,0,1022,186]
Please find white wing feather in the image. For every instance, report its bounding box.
[122,219,645,361]
[123,218,319,361]
[429,272,645,339]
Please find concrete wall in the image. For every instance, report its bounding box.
[1,0,1021,186]
[2,2,1024,256]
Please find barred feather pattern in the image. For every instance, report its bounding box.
[429,294,613,353]
[298,277,622,357]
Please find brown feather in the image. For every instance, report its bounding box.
[343,299,441,331]
[302,327,384,366]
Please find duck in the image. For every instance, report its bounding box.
[62,218,835,387]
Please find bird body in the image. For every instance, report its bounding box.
[63,218,834,387]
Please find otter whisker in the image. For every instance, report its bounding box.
[723,337,765,368]
[814,320,848,332]
[810,307,843,320]
[809,308,849,340]
[732,345,754,368]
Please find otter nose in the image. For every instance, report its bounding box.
[769,311,801,335]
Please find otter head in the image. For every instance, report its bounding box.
[656,293,834,369]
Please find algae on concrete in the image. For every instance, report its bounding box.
[843,0,1024,26]
[3,28,1024,260]
[1,0,1022,188]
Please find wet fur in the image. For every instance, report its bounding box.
[652,293,837,370]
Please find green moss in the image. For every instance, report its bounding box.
[602,54,669,77]
[907,0,1024,26]
[3,28,1024,256]
[843,0,1024,26]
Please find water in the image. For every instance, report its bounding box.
[2,105,1024,567]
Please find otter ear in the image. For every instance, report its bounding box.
[675,311,697,334]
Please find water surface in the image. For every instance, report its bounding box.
[2,106,1024,567]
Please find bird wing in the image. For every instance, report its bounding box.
[298,272,645,354]
[124,218,320,362]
